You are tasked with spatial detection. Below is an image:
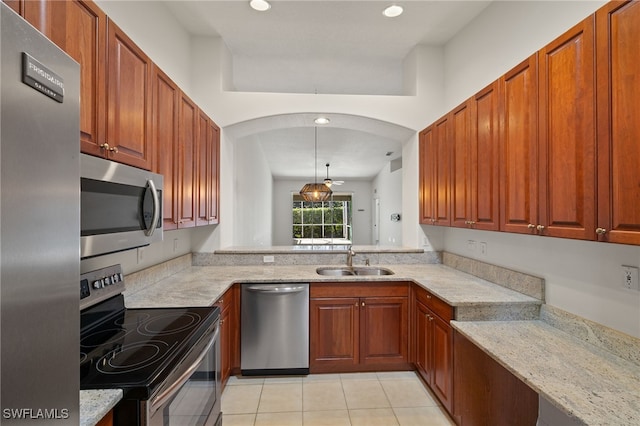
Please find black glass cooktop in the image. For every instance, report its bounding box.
[80,295,219,399]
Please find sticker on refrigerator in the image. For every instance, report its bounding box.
[21,52,64,102]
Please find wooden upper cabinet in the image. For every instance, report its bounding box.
[151,66,179,231]
[177,92,197,228]
[28,0,107,157]
[106,19,153,170]
[433,116,452,226]
[538,16,597,241]
[419,127,435,224]
[472,82,501,231]
[208,121,221,224]
[419,117,451,227]
[499,55,539,235]
[596,0,640,244]
[196,111,220,226]
[2,0,21,15]
[451,99,474,228]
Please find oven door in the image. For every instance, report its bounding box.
[147,321,221,426]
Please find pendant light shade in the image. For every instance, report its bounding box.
[299,127,332,202]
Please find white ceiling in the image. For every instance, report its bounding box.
[164,1,492,180]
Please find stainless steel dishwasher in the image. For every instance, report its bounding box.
[241,283,309,375]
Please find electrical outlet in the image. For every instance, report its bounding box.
[480,242,487,255]
[263,255,275,263]
[137,246,144,264]
[467,240,477,252]
[622,265,639,291]
[173,238,179,252]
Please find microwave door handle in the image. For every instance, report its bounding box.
[145,179,160,237]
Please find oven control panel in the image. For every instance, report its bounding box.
[80,264,125,311]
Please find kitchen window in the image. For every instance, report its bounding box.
[292,194,352,244]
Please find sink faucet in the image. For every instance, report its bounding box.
[346,247,356,267]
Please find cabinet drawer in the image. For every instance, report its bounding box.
[214,285,235,312]
[415,286,453,322]
[311,282,409,298]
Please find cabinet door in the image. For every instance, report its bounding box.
[360,296,408,365]
[415,300,431,385]
[596,0,640,244]
[431,313,453,413]
[434,116,452,226]
[538,16,596,240]
[472,82,501,231]
[177,92,197,228]
[451,100,473,228]
[196,109,210,227]
[310,298,359,370]
[500,55,539,234]
[2,0,21,14]
[151,67,179,230]
[41,0,107,157]
[208,121,221,224]
[106,19,152,170]
[419,126,436,224]
[220,305,231,386]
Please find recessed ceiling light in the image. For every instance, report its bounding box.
[382,4,403,18]
[250,0,271,12]
[314,117,330,125]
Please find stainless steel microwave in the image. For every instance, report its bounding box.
[80,154,163,259]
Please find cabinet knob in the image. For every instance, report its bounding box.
[361,301,365,307]
[109,146,119,153]
[426,294,432,299]
[100,142,110,151]
[428,315,434,321]
[537,224,545,232]
[596,227,607,235]
[527,224,536,229]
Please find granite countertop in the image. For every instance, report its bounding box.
[123,263,541,313]
[80,389,122,426]
[452,320,640,425]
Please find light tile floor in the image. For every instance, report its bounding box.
[221,371,456,426]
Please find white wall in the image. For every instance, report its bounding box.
[273,179,373,246]
[233,138,273,246]
[373,161,403,246]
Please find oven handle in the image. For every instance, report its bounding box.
[150,324,219,411]
[144,179,160,237]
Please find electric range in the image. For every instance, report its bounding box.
[80,265,221,426]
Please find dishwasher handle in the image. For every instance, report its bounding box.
[245,285,307,294]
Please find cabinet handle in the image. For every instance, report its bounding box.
[220,319,224,325]
[109,146,119,153]
[426,294,432,299]
[596,227,607,235]
[537,224,545,232]
[100,143,110,151]
[428,315,434,321]
[527,224,536,229]
[218,299,224,304]
[361,301,365,307]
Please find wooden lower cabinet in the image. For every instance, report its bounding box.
[215,284,239,390]
[95,409,113,426]
[413,286,453,413]
[309,282,410,373]
[453,331,538,425]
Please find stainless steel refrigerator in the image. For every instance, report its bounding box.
[1,4,80,424]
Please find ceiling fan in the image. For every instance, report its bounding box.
[324,163,344,187]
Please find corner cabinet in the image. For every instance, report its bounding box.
[309,282,410,373]
[413,285,453,413]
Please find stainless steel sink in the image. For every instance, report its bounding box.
[316,266,395,276]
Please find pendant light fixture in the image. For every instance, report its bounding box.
[299,127,332,202]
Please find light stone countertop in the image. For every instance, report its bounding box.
[79,389,122,426]
[123,263,540,313]
[452,320,640,426]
